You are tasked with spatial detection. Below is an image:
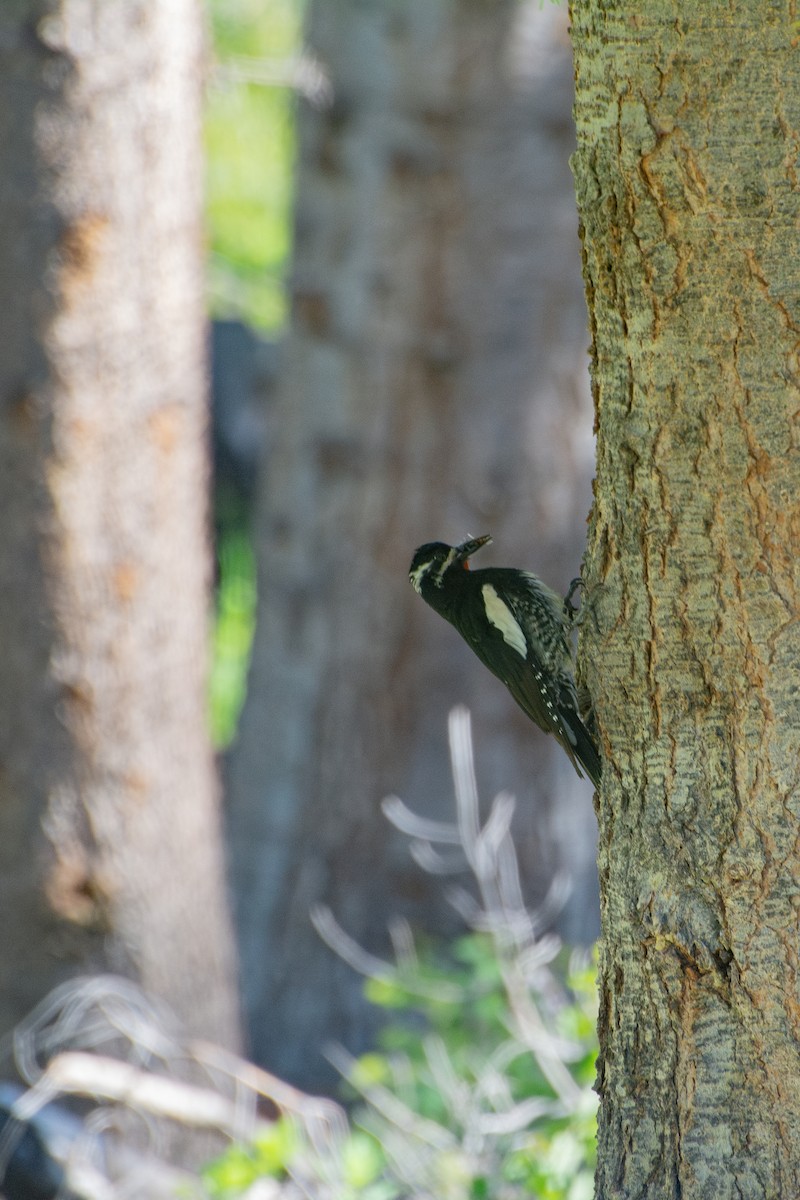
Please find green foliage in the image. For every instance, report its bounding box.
[204,1118,298,1195]
[209,520,256,747]
[204,0,304,331]
[203,935,598,1199]
[204,1118,396,1200]
[205,1,305,743]
[349,935,598,1197]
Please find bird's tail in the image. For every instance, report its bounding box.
[561,709,602,788]
[575,718,602,788]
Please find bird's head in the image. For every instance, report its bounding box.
[409,534,492,595]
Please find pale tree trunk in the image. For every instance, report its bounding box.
[571,2,800,1195]
[228,0,595,1087]
[0,0,239,1047]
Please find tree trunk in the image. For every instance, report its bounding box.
[0,0,239,1047]
[228,0,596,1088]
[571,2,800,1194]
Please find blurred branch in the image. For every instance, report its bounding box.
[324,1045,455,1152]
[0,710,595,1199]
[386,707,584,1107]
[38,1052,260,1137]
[212,53,333,107]
[311,906,463,1003]
[2,976,348,1198]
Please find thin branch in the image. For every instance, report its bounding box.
[38,1053,259,1139]
[211,52,333,107]
[382,795,464,845]
[311,906,463,1003]
[324,1045,455,1152]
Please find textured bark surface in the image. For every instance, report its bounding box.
[0,0,239,1046]
[571,3,800,1195]
[227,0,597,1087]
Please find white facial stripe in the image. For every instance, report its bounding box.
[409,563,427,594]
[482,584,527,658]
[433,547,457,584]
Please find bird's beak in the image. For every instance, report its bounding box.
[455,534,492,566]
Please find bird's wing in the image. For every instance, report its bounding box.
[457,574,601,785]
[454,578,568,733]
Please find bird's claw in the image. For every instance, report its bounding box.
[564,576,584,619]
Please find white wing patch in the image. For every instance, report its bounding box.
[481,584,527,659]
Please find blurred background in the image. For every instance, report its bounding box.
[0,0,599,1192]
[207,0,599,1087]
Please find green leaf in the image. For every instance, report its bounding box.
[341,1131,387,1188]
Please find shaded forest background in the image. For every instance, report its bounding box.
[208,0,599,1088]
[0,0,598,1101]
[3,2,795,1196]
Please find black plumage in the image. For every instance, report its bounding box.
[409,534,601,787]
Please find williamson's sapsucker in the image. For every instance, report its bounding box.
[409,534,601,787]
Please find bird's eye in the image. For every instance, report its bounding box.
[462,560,470,571]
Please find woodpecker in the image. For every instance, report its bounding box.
[409,534,601,787]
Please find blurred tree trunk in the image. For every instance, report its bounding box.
[0,0,239,1047]
[571,2,800,1194]
[228,0,595,1087]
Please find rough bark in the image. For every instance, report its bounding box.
[228,0,596,1088]
[571,2,800,1195]
[0,0,239,1047]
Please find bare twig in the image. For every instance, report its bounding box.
[310,906,462,1003]
[211,52,333,107]
[39,1053,260,1138]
